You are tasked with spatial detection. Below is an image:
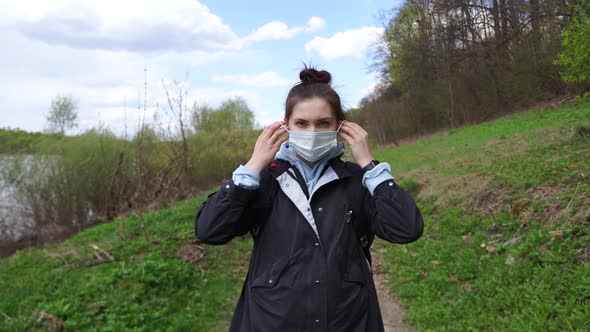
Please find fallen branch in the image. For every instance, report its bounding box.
[89,243,114,261]
[0,310,12,320]
[199,265,206,279]
[564,182,580,212]
[147,226,181,244]
[82,260,114,268]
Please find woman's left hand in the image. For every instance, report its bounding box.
[338,121,374,168]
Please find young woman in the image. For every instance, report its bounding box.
[195,66,423,332]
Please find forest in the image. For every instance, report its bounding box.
[349,0,589,144]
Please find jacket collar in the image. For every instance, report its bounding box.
[267,157,360,180]
[328,158,362,179]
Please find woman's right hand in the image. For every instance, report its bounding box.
[244,121,288,173]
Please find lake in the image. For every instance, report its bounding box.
[0,156,34,242]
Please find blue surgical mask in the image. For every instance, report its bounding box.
[280,121,344,162]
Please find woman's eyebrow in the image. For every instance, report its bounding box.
[293,118,332,122]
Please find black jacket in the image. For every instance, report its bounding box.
[195,157,423,331]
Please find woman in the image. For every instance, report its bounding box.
[195,66,423,332]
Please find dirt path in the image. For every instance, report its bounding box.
[371,246,413,332]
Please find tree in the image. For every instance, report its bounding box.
[555,0,590,86]
[191,96,254,134]
[47,95,79,135]
[218,97,255,130]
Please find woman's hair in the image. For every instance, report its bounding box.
[285,65,346,122]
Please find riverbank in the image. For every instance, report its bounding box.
[0,194,252,330]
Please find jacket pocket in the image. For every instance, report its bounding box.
[248,256,304,330]
[333,258,370,328]
[343,257,367,284]
[250,256,290,289]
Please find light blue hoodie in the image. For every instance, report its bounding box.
[274,141,345,195]
[232,141,394,196]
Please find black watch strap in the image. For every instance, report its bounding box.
[362,160,380,172]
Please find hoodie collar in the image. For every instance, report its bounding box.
[268,140,358,180]
[275,141,345,168]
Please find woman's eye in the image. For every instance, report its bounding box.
[320,122,330,126]
[296,122,306,126]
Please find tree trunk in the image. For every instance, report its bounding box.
[529,0,540,55]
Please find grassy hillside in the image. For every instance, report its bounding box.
[0,197,252,331]
[374,98,590,330]
[1,98,588,331]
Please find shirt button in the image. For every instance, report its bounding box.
[314,280,320,284]
[225,184,230,189]
[314,242,320,247]
[307,207,311,212]
[318,207,323,212]
[268,279,273,284]
[315,319,320,323]
[388,181,394,186]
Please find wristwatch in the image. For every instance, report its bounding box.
[362,160,380,172]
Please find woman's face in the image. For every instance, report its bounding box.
[286,97,338,132]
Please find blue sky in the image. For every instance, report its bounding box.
[0,0,400,136]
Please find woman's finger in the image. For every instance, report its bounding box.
[343,122,369,142]
[275,134,289,146]
[269,125,287,144]
[338,130,354,145]
[345,121,367,136]
[262,121,283,139]
[346,121,368,137]
[346,121,366,132]
[341,122,361,137]
[260,123,273,138]
[338,126,358,141]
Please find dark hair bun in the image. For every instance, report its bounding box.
[299,68,331,85]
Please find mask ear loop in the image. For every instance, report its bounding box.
[336,120,345,133]
[278,122,289,132]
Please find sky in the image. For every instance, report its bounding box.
[0,0,400,137]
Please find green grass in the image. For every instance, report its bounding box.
[375,99,590,330]
[0,196,252,331]
[1,99,589,331]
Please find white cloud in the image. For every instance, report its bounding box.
[245,21,302,42]
[306,17,326,32]
[359,72,383,103]
[2,0,239,53]
[305,26,384,60]
[361,81,379,98]
[244,16,326,43]
[189,88,256,108]
[0,27,235,133]
[0,0,319,135]
[0,0,325,52]
[212,72,291,87]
